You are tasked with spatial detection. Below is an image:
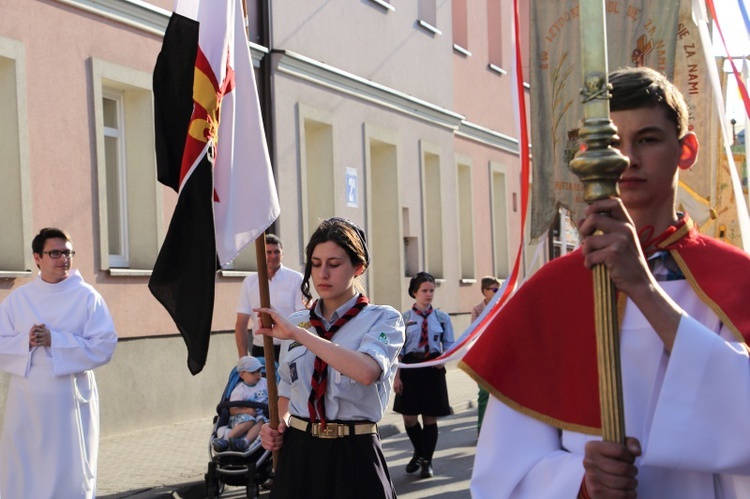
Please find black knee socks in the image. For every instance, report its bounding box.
[422,423,438,462]
[405,422,424,457]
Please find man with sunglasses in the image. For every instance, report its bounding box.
[0,227,118,499]
[470,276,503,435]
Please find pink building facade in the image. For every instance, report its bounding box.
[0,0,531,435]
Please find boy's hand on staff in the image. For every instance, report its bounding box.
[578,198,651,297]
[583,437,641,498]
[578,198,682,351]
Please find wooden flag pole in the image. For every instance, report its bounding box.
[569,0,629,444]
[255,234,280,468]
[240,0,250,39]
[239,0,279,468]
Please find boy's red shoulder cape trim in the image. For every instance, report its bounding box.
[460,216,750,434]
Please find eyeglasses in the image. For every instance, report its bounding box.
[43,250,75,259]
[485,287,499,293]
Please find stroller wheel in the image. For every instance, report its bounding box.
[206,461,221,498]
[246,463,259,499]
[246,484,260,499]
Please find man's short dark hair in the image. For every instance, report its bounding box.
[32,227,71,255]
[609,66,690,139]
[265,233,282,248]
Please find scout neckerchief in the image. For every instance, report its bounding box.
[412,304,433,352]
[307,294,369,428]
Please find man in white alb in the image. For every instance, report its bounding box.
[0,227,118,499]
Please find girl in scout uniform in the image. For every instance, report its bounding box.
[393,272,455,479]
[256,217,404,499]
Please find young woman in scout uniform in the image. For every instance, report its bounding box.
[393,272,455,479]
[256,217,404,499]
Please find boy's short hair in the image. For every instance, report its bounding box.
[609,66,689,139]
[480,276,501,290]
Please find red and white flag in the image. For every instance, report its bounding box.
[150,0,279,374]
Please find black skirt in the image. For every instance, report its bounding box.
[271,423,397,499]
[393,354,451,417]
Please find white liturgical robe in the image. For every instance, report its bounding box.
[472,280,750,498]
[0,270,117,499]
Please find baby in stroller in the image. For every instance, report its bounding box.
[213,356,269,452]
[206,356,273,498]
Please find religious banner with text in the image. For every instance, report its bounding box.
[530,0,715,240]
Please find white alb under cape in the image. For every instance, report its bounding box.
[0,270,117,499]
[472,280,750,498]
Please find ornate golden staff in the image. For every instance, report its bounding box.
[568,0,629,444]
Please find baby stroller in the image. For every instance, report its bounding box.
[205,358,274,499]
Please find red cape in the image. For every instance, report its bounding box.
[460,217,750,434]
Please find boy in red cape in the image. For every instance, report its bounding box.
[460,66,750,498]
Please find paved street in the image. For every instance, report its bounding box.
[381,409,476,499]
[98,365,478,498]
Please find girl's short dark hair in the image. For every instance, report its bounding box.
[408,272,435,299]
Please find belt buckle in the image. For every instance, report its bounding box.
[312,422,344,438]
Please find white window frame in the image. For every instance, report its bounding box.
[456,157,476,280]
[102,89,130,268]
[420,140,444,279]
[0,36,33,276]
[91,57,162,275]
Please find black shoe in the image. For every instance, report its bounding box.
[420,460,434,478]
[230,437,249,452]
[405,453,422,473]
[212,438,229,452]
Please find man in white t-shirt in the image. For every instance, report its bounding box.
[235,234,305,360]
